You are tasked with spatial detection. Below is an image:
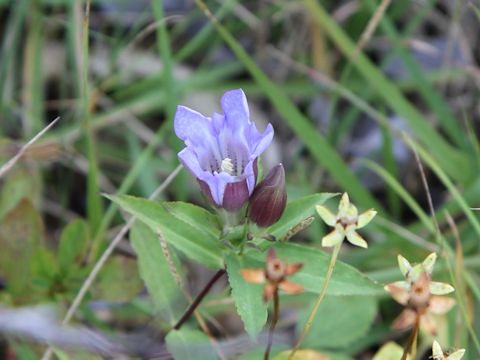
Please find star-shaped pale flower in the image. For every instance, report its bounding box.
[384,253,455,336]
[390,253,455,297]
[432,340,465,360]
[315,192,377,248]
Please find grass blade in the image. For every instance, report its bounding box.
[304,0,470,184]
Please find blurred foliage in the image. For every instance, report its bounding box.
[0,0,480,359]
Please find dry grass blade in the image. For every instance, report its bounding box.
[408,133,440,234]
[353,0,392,57]
[0,117,59,179]
[445,211,472,346]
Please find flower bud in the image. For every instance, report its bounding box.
[248,164,287,227]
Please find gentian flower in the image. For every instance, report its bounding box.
[174,89,274,212]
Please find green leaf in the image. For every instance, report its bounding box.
[166,328,216,360]
[106,195,223,269]
[225,254,268,339]
[0,199,44,299]
[298,295,377,349]
[0,166,42,219]
[93,256,143,302]
[250,243,382,296]
[52,348,72,360]
[130,222,185,324]
[163,201,222,238]
[268,193,338,239]
[373,342,410,360]
[274,349,353,360]
[58,219,90,273]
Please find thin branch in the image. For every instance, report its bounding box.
[353,0,392,58]
[401,314,420,360]
[0,117,59,179]
[410,141,440,235]
[264,290,279,360]
[173,269,226,330]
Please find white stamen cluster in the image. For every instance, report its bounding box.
[220,157,235,175]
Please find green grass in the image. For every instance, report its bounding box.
[0,0,479,358]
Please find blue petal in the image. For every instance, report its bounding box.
[251,123,274,157]
[174,106,213,146]
[211,112,224,135]
[179,148,223,206]
[221,89,250,130]
[207,172,233,206]
[177,147,205,181]
[244,159,257,194]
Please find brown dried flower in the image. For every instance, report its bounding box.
[384,253,455,336]
[241,248,304,302]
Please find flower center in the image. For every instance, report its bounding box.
[337,216,358,229]
[220,158,235,175]
[201,138,250,177]
[267,259,286,282]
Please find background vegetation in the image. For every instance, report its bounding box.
[0,0,479,359]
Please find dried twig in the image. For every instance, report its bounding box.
[353,0,392,58]
[0,117,59,179]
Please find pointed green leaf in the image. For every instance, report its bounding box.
[163,201,222,238]
[106,195,223,269]
[0,199,44,298]
[130,222,185,324]
[373,342,410,360]
[58,219,89,273]
[298,295,377,349]
[249,243,383,296]
[166,328,216,360]
[93,255,143,302]
[225,254,268,339]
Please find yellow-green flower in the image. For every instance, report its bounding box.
[391,253,455,296]
[315,192,377,248]
[384,253,456,336]
[432,340,465,360]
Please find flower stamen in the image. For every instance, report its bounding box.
[220,157,235,175]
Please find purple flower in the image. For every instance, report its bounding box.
[174,89,274,212]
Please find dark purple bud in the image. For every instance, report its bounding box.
[248,164,287,227]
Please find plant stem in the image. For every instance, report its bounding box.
[401,314,420,360]
[173,269,226,330]
[264,289,280,360]
[288,242,342,359]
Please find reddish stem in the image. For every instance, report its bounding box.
[173,269,226,330]
[264,289,280,360]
